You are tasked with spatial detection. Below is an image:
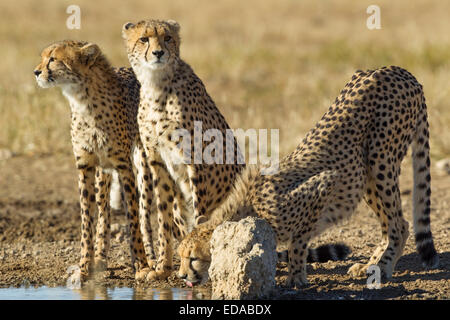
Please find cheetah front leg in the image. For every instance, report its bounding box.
[114,163,150,280]
[76,163,97,280]
[286,234,310,288]
[93,168,112,272]
[186,165,209,225]
[146,155,178,281]
[284,170,338,288]
[133,143,157,269]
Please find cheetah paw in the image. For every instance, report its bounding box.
[135,267,151,281]
[285,276,308,289]
[146,269,172,281]
[347,263,368,278]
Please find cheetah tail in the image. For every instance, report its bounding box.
[277,243,351,263]
[411,98,439,268]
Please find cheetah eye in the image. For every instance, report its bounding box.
[139,37,149,43]
[189,257,198,262]
[164,35,172,42]
[49,57,55,63]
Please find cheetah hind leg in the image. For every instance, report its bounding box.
[348,174,409,280]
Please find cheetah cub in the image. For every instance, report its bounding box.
[34,40,155,280]
[178,66,439,288]
[122,20,245,280]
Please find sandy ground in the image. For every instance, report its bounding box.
[0,154,449,300]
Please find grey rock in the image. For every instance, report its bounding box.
[209,216,277,299]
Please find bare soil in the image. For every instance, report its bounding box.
[0,154,449,299]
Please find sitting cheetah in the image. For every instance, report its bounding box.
[122,19,245,280]
[34,40,155,280]
[178,66,439,288]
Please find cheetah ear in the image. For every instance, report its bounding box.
[166,19,180,33]
[79,43,100,67]
[122,22,135,39]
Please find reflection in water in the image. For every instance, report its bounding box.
[132,286,210,300]
[0,285,210,300]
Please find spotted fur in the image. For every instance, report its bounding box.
[178,66,439,288]
[122,20,245,280]
[34,40,155,280]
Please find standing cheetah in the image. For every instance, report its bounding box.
[122,20,245,280]
[178,66,439,288]
[34,40,155,280]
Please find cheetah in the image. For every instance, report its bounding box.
[122,19,245,280]
[34,40,155,280]
[178,66,439,288]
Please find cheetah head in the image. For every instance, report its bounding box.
[122,19,181,73]
[177,225,214,287]
[177,203,258,287]
[34,40,102,89]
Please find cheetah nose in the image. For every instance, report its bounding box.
[152,50,164,59]
[34,70,42,77]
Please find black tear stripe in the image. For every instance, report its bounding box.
[144,42,150,62]
[131,39,138,56]
[46,56,53,77]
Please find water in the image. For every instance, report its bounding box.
[0,286,210,300]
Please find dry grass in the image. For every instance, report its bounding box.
[0,0,449,159]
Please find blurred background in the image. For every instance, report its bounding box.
[0,1,449,296]
[0,0,449,159]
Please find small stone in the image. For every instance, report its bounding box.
[64,246,73,253]
[311,262,320,270]
[436,158,450,174]
[195,292,203,299]
[0,149,13,161]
